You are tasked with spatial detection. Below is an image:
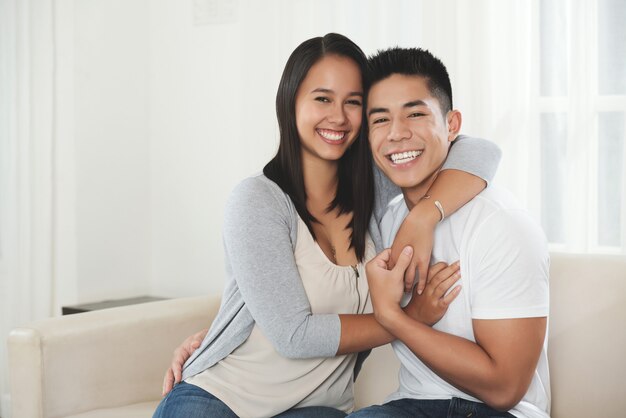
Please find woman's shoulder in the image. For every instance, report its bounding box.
[227,172,296,218]
[231,172,286,201]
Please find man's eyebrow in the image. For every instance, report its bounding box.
[368,100,428,117]
[368,107,388,117]
[404,99,427,108]
[311,88,363,97]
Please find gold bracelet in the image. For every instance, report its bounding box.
[434,200,445,222]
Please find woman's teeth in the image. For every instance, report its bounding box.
[390,150,423,164]
[317,129,346,141]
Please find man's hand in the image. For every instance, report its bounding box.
[366,246,414,325]
[389,207,437,296]
[162,328,208,396]
[404,261,462,326]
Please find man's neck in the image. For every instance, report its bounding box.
[402,171,439,210]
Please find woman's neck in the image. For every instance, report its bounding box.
[302,155,339,206]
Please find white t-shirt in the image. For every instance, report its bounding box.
[380,186,550,418]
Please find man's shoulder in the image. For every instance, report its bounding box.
[470,184,523,213]
[448,185,546,245]
[461,186,548,254]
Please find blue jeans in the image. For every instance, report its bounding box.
[347,397,515,418]
[153,381,347,418]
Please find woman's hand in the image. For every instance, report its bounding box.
[389,202,439,296]
[162,328,208,396]
[404,261,462,326]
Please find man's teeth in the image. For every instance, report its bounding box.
[318,129,346,141]
[390,150,423,164]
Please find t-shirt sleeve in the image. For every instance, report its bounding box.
[222,177,341,358]
[441,135,502,185]
[467,209,550,319]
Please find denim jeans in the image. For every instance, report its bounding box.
[347,397,515,418]
[153,381,347,418]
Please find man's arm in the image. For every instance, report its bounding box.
[366,210,549,411]
[376,307,545,411]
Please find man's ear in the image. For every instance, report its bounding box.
[446,110,462,142]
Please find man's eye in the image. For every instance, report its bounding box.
[315,97,330,103]
[409,112,425,118]
[371,117,389,124]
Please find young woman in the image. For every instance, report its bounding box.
[153,33,500,418]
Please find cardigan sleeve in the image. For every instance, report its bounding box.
[441,135,501,185]
[221,176,341,359]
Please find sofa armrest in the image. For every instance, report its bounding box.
[8,295,220,418]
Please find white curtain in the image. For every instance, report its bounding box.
[0,0,55,415]
[240,0,625,253]
[417,0,625,254]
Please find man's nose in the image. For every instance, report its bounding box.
[388,118,410,142]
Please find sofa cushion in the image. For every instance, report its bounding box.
[65,401,159,418]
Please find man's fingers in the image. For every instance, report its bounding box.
[172,352,184,383]
[440,284,462,306]
[403,262,416,293]
[430,261,461,295]
[162,368,174,396]
[416,263,428,296]
[426,262,448,283]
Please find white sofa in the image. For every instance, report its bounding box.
[8,252,626,418]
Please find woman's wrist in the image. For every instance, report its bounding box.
[410,198,441,227]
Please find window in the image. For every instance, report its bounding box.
[539,0,626,252]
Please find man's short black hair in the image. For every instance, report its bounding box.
[367,47,453,115]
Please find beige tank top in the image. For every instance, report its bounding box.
[187,217,375,418]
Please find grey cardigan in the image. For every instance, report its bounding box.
[182,135,501,380]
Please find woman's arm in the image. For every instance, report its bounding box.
[212,168,478,359]
[223,177,341,359]
[387,136,502,295]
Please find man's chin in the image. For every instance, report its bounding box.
[386,175,422,190]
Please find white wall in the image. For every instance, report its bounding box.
[57,0,153,305]
[146,0,424,297]
[5,0,546,308]
[9,0,543,307]
[45,0,426,308]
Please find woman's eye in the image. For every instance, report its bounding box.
[346,99,362,106]
[315,96,330,103]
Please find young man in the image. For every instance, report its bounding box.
[350,48,550,418]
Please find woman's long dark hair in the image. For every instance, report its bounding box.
[263,33,374,261]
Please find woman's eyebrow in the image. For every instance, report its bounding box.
[311,87,363,97]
